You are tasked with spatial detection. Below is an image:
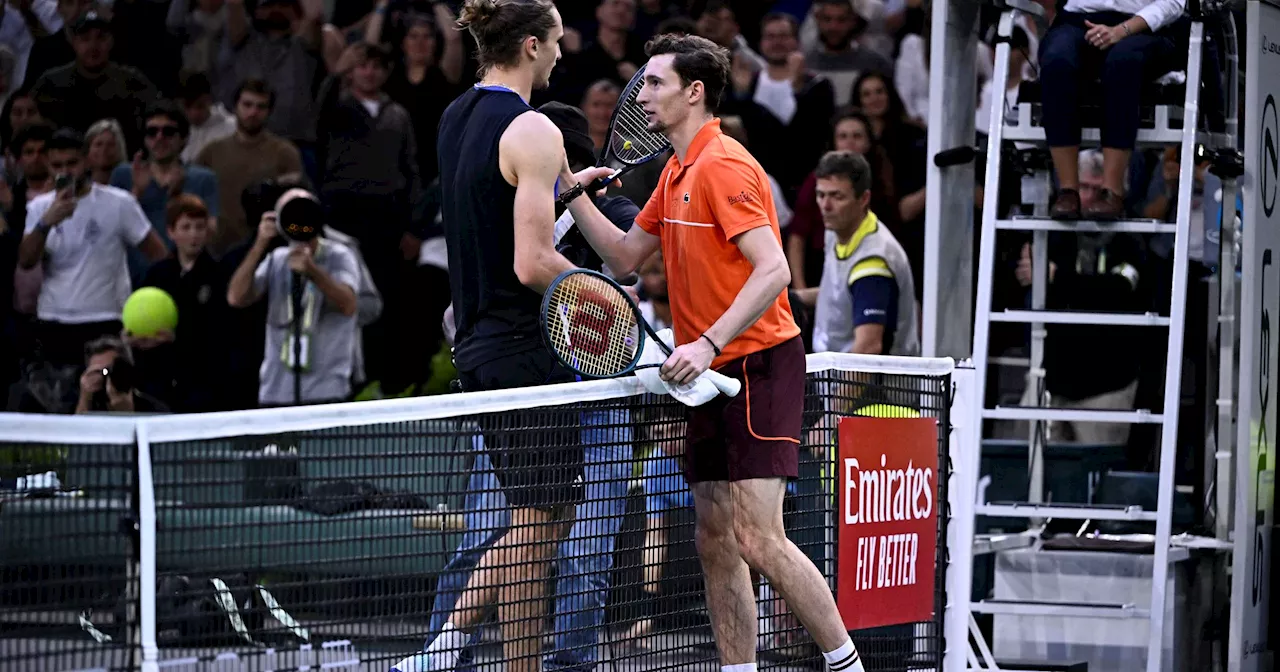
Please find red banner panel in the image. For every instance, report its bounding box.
[836,416,939,630]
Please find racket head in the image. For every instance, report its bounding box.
[601,64,671,170]
[541,270,647,379]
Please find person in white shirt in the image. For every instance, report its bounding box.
[1040,0,1187,220]
[177,72,236,164]
[17,127,167,368]
[975,26,1031,135]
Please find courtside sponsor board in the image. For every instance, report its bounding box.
[837,416,938,629]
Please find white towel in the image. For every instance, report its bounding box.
[634,328,721,407]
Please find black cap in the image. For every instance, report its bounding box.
[70,10,112,35]
[538,102,598,170]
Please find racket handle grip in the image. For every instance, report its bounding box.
[705,370,741,397]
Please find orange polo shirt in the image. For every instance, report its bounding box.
[635,119,800,367]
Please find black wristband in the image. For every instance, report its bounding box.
[700,333,721,357]
[557,182,588,206]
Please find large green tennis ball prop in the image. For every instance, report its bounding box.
[121,287,178,337]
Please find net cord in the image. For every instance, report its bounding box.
[0,354,953,444]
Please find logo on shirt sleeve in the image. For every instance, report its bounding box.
[863,308,887,317]
[727,191,755,206]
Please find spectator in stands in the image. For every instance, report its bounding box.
[75,335,168,413]
[21,0,89,86]
[0,0,61,94]
[789,110,896,291]
[370,3,465,185]
[83,118,125,185]
[553,0,646,106]
[695,1,766,71]
[803,0,892,107]
[795,150,919,355]
[111,99,220,282]
[581,79,620,152]
[856,70,927,295]
[2,120,54,233]
[975,26,1031,135]
[896,19,997,126]
[195,79,302,256]
[1016,149,1144,443]
[722,12,835,200]
[633,0,681,41]
[17,128,167,369]
[177,72,237,164]
[135,194,231,412]
[30,10,159,154]
[225,188,360,406]
[1039,0,1186,220]
[166,0,228,78]
[1,85,41,155]
[217,0,323,167]
[316,41,423,398]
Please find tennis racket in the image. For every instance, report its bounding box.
[541,269,741,397]
[557,64,671,205]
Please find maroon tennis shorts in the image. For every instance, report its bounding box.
[685,335,805,483]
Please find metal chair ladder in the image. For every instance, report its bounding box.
[958,1,1242,669]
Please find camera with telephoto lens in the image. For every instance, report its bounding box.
[102,357,136,394]
[274,189,323,243]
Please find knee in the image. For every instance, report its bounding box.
[733,520,787,570]
[1102,43,1149,80]
[694,519,736,558]
[1038,28,1081,81]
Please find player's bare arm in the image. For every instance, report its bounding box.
[661,227,791,385]
[561,179,661,275]
[502,111,578,292]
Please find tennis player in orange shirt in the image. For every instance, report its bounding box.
[559,33,865,672]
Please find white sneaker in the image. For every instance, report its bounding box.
[390,650,457,672]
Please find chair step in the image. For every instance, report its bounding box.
[989,310,1171,326]
[996,217,1177,234]
[977,501,1159,521]
[970,598,1151,619]
[983,406,1165,423]
[1002,124,1192,146]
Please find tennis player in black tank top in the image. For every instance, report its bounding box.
[399,2,618,671]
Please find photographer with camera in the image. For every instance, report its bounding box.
[74,335,168,414]
[226,187,359,406]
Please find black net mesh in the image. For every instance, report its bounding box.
[1,367,950,672]
[0,439,139,672]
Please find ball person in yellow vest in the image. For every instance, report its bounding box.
[794,150,920,357]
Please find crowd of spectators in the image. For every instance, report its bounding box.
[0,0,1219,435]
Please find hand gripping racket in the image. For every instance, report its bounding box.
[541,269,741,397]
[557,64,671,205]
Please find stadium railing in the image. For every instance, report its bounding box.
[0,352,955,672]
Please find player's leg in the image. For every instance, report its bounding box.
[691,479,759,666]
[729,478,856,658]
[495,504,575,672]
[546,409,632,669]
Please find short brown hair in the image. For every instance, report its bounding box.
[644,33,731,112]
[815,150,873,196]
[166,193,209,229]
[457,0,557,74]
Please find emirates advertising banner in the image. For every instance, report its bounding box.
[836,416,939,630]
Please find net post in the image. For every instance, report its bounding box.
[136,420,160,672]
[942,364,980,672]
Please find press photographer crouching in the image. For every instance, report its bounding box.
[75,336,169,414]
[226,187,360,407]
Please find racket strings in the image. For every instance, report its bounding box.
[611,81,668,164]
[545,274,641,377]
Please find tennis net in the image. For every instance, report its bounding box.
[0,352,953,672]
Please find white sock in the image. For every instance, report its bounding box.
[823,638,864,672]
[721,664,758,672]
[425,622,467,654]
